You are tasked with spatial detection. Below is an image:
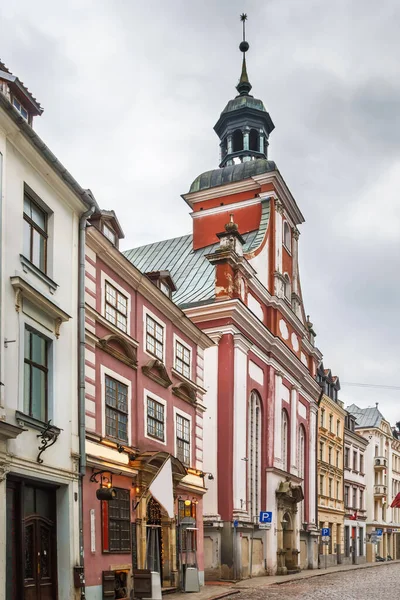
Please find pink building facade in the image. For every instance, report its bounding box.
[82,212,213,599]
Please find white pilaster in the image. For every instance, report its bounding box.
[309,404,318,526]
[290,388,298,474]
[273,371,283,469]
[233,333,252,518]
[202,333,221,518]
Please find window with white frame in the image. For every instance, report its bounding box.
[176,413,190,466]
[13,97,29,120]
[23,190,47,273]
[175,341,191,379]
[283,221,291,252]
[24,326,50,422]
[298,425,306,523]
[147,397,165,441]
[105,282,128,332]
[248,391,261,520]
[281,409,289,471]
[103,223,116,245]
[105,375,128,442]
[146,314,164,360]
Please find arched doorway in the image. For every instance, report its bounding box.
[282,512,294,570]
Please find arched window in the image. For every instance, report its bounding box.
[249,128,258,151]
[232,129,244,152]
[283,274,291,301]
[298,425,306,523]
[282,409,289,471]
[248,391,261,519]
[283,221,291,251]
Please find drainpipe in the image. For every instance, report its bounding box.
[78,201,95,598]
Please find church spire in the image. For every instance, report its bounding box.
[213,13,275,168]
[236,13,252,96]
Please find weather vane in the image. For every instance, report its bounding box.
[239,13,249,53]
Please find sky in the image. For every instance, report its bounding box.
[1,0,399,423]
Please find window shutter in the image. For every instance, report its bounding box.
[102,570,115,599]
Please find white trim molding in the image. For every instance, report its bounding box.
[100,365,132,446]
[143,388,167,446]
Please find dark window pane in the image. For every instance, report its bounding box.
[31,332,46,366]
[31,366,46,420]
[23,218,31,258]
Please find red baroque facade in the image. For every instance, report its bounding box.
[82,213,213,598]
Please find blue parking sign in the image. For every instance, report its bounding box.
[259,511,272,523]
[321,527,330,537]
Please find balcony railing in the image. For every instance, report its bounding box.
[374,457,388,469]
[374,484,387,497]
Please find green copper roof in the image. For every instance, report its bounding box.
[124,199,271,308]
[189,158,276,194]
[222,95,266,115]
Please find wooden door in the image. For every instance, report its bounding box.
[24,516,56,600]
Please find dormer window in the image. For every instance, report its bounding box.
[103,222,116,245]
[13,97,29,121]
[160,279,171,298]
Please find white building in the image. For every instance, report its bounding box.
[343,411,368,564]
[347,404,400,562]
[0,61,96,600]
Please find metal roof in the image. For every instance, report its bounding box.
[346,404,384,429]
[189,159,277,194]
[124,199,270,308]
[221,95,266,115]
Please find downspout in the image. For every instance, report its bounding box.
[78,202,95,598]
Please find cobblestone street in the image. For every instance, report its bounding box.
[236,563,400,599]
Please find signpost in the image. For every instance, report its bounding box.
[321,528,331,569]
[259,511,273,524]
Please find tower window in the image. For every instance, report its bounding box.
[283,274,291,301]
[249,129,258,151]
[283,222,291,252]
[232,129,244,152]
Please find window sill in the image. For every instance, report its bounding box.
[20,255,58,294]
[15,410,61,435]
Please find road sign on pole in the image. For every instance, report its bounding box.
[259,511,272,523]
[321,527,331,537]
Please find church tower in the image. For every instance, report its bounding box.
[214,14,275,167]
[125,15,323,579]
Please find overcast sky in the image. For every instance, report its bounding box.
[2,0,399,423]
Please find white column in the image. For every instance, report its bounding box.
[233,334,252,519]
[273,371,283,469]
[309,405,318,526]
[290,388,298,475]
[202,333,222,518]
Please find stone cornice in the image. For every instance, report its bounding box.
[86,228,214,350]
[185,300,321,401]
[252,171,305,225]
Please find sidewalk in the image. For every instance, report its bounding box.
[166,559,400,600]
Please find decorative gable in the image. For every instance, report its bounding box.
[142,359,172,388]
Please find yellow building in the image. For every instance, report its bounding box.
[317,365,346,566]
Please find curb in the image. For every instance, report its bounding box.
[209,592,240,600]
[235,559,400,591]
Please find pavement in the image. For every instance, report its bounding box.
[165,559,400,600]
